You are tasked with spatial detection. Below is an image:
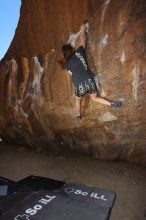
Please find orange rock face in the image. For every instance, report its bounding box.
[0,0,146,164]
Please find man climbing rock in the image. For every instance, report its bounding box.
[60,24,122,119]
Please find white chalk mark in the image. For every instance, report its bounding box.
[32,56,44,96]
[132,62,140,101]
[120,51,125,63]
[20,107,28,118]
[98,112,117,122]
[104,0,111,6]
[67,23,89,47]
[51,49,55,53]
[101,0,111,26]
[100,34,109,48]
[98,0,111,70]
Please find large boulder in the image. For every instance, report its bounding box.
[0,0,146,165]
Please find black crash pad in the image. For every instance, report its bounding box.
[0,177,17,200]
[0,181,116,220]
[0,175,65,216]
[16,175,65,192]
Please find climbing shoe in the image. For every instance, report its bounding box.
[111,101,123,109]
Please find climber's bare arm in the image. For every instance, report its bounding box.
[79,24,86,48]
[74,24,86,49]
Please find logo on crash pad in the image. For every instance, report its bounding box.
[14,194,56,220]
[14,214,30,220]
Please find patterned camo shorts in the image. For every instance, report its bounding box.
[75,78,97,97]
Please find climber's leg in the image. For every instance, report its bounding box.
[75,96,82,117]
[90,92,123,108]
[87,78,111,106]
[74,82,87,118]
[90,92,111,106]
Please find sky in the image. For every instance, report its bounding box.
[0,0,21,60]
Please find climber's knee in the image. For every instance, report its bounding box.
[75,96,82,102]
[90,92,98,101]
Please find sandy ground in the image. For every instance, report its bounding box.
[0,143,146,220]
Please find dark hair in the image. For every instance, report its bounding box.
[59,44,75,68]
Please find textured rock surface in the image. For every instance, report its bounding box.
[0,0,146,164]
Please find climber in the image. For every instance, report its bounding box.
[60,24,122,119]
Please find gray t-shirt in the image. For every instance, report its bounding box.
[65,46,93,85]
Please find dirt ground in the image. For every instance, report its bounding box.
[0,143,145,220]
